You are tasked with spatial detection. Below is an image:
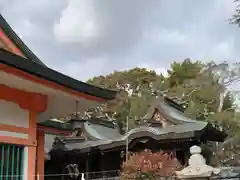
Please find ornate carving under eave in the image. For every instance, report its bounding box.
[152,109,172,127]
[0,28,25,57]
[0,39,8,51]
[57,104,116,122]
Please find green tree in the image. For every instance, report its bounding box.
[88,68,163,131]
[167,59,203,87]
[162,60,240,165]
[230,0,240,26]
[87,59,240,165]
[88,60,239,134]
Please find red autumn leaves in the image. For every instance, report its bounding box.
[121,149,182,179]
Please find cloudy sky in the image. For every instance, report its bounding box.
[0,0,240,81]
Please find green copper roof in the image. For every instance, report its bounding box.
[38,120,73,131]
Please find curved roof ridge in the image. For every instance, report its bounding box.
[121,122,207,141]
[51,120,226,152]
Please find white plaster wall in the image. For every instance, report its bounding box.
[0,100,29,128]
[45,134,57,150]
[0,130,28,139]
[23,147,28,180]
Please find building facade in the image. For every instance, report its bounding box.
[47,97,227,180]
[0,14,116,180]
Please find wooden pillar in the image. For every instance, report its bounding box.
[85,153,89,180]
[100,152,104,178]
[36,130,45,180]
[28,111,37,180]
[184,151,189,165]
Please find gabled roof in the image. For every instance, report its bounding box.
[144,97,198,125]
[50,97,227,153]
[0,14,47,66]
[53,121,226,154]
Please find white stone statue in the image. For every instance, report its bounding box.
[175,145,220,180]
[81,173,85,180]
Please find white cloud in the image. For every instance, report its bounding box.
[138,63,168,77]
[212,38,235,60]
[52,0,159,56]
[14,19,36,38]
[146,29,190,46]
[1,0,240,82]
[155,67,168,77]
[53,0,100,46]
[47,56,109,81]
[214,0,236,17]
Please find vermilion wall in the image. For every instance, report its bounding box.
[0,85,46,180]
[0,27,44,180]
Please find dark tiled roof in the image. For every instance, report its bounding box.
[47,120,227,154]
[144,97,199,124]
[38,120,73,131]
[84,119,121,140]
[0,49,117,100]
[55,121,228,153]
[46,97,227,153]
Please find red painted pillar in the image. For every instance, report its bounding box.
[36,130,45,180]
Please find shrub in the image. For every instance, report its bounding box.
[120,149,182,180]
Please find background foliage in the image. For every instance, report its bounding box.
[88,59,240,165]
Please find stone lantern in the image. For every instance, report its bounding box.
[175,145,220,180]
